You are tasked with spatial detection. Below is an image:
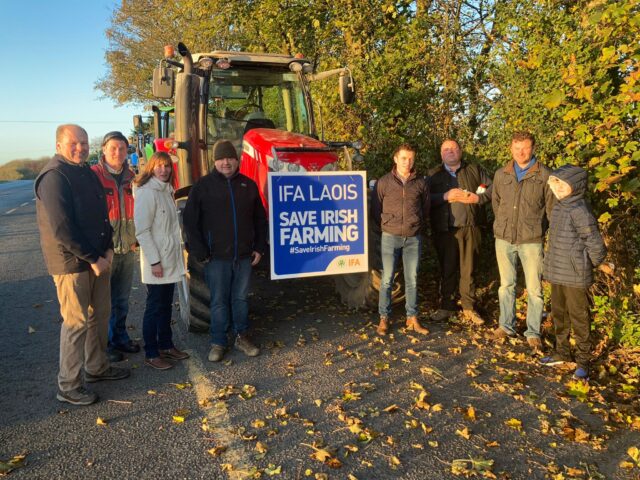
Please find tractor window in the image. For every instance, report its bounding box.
[206,68,310,146]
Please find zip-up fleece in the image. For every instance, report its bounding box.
[91,160,136,254]
[35,155,113,275]
[492,159,555,244]
[182,169,268,262]
[543,165,606,288]
[371,167,430,237]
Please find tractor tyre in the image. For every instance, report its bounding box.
[334,225,404,310]
[186,254,210,333]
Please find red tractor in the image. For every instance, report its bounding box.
[151,43,400,331]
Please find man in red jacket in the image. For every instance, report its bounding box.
[92,131,140,361]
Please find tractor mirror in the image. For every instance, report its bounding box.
[152,66,175,98]
[339,73,356,104]
[133,115,143,131]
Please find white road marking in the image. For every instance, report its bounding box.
[185,351,253,478]
[5,208,16,214]
[21,202,28,207]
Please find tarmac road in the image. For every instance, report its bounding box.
[0,180,638,479]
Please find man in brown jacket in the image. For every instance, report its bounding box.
[371,143,430,336]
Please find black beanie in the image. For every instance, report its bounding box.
[102,131,129,147]
[212,140,238,161]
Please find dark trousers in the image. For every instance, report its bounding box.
[551,283,591,369]
[108,252,135,348]
[142,283,175,358]
[433,226,481,311]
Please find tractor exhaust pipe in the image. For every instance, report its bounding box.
[177,42,193,74]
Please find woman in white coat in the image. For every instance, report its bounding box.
[133,152,189,370]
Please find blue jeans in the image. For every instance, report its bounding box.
[108,252,135,348]
[378,233,422,318]
[204,259,252,348]
[142,283,175,358]
[495,238,544,338]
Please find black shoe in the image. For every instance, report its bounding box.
[107,350,124,363]
[112,340,141,354]
[57,386,98,406]
[85,366,130,383]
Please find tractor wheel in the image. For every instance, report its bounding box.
[334,226,404,310]
[186,254,210,333]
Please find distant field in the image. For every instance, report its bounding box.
[0,158,49,181]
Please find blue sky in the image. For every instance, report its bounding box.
[0,0,141,164]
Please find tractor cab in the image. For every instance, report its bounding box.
[152,44,356,204]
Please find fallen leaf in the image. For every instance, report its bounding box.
[0,454,27,475]
[170,382,192,390]
[465,406,477,421]
[505,418,522,431]
[252,419,266,428]
[240,384,257,400]
[96,417,107,426]
[264,464,282,476]
[451,457,494,475]
[172,408,189,423]
[383,404,399,413]
[28,326,36,334]
[456,427,471,439]
[207,446,227,457]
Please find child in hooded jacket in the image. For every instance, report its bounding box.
[539,165,609,380]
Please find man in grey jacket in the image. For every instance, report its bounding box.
[371,143,430,336]
[488,132,554,352]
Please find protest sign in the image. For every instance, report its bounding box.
[268,172,368,279]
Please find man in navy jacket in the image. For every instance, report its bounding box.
[36,124,129,406]
[183,140,267,363]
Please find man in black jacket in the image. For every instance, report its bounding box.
[428,139,492,325]
[183,140,268,363]
[371,143,430,336]
[35,124,130,406]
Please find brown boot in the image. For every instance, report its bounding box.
[405,316,429,335]
[376,316,389,335]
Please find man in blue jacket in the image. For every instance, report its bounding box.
[182,140,268,363]
[35,124,130,406]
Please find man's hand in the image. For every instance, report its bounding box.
[105,249,114,265]
[91,257,111,276]
[151,263,164,278]
[446,188,479,204]
[251,251,262,266]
